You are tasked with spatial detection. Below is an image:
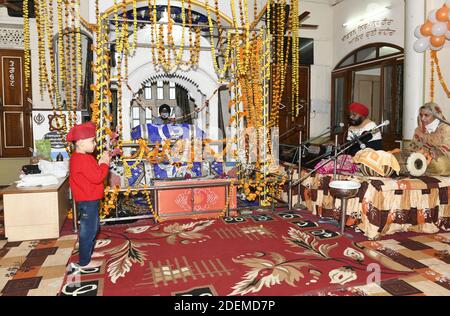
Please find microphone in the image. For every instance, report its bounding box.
[331,122,345,134]
[329,122,344,130]
[350,130,366,149]
[368,120,390,133]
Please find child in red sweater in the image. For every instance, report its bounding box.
[67,121,110,268]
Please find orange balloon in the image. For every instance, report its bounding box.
[436,6,449,22]
[420,20,433,36]
[430,35,446,47]
[448,20,450,31]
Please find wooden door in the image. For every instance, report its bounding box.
[0,49,32,157]
[331,71,351,143]
[278,65,310,145]
[380,61,403,150]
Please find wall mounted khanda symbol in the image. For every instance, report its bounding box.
[33,113,45,125]
[48,114,66,131]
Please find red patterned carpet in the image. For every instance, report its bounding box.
[60,210,411,296]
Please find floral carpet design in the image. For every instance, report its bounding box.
[60,211,410,296]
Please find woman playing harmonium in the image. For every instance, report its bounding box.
[410,102,450,176]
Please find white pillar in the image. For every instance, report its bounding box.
[403,0,425,140]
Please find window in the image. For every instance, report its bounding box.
[335,44,403,70]
[133,81,191,131]
[379,46,401,57]
[144,86,152,100]
[333,76,345,128]
[145,107,152,124]
[169,81,176,100]
[356,47,376,63]
[340,55,354,67]
[132,106,141,127]
[157,81,164,99]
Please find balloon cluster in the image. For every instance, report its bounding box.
[414,1,450,53]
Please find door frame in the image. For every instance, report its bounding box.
[330,43,404,149]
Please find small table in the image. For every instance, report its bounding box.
[3,177,70,241]
[329,180,361,236]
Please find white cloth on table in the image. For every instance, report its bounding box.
[16,174,59,187]
[38,160,68,178]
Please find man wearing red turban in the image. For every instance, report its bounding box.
[346,102,382,155]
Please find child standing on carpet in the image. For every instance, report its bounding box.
[67,121,110,268]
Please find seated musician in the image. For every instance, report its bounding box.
[410,102,450,175]
[346,102,382,156]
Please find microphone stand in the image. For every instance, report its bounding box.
[293,125,341,210]
[333,134,338,180]
[299,125,344,168]
[291,135,363,226]
[279,124,303,139]
[294,130,307,210]
[292,133,364,189]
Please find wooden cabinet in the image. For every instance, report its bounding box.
[3,177,70,241]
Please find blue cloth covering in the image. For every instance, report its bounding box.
[153,162,203,179]
[131,123,205,143]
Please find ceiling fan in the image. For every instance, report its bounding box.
[298,11,319,29]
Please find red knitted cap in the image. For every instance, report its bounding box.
[348,102,369,117]
[66,121,96,142]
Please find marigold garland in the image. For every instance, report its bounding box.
[23,0,31,91]
[431,50,450,98]
[23,0,293,216]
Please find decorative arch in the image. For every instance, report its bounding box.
[334,42,404,71]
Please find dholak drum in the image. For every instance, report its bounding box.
[392,151,427,177]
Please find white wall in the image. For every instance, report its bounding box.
[333,0,404,67]
[296,1,334,137]
[424,0,450,120]
[297,0,406,138]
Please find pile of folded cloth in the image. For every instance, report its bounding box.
[16,160,68,187]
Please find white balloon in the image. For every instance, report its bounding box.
[414,25,423,38]
[413,37,430,53]
[428,9,438,23]
[446,1,450,8]
[446,30,450,40]
[432,22,447,36]
[430,44,443,51]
